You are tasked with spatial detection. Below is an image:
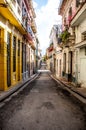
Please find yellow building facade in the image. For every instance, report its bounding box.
[0,14,23,90]
[0,0,37,90]
[0,0,25,90]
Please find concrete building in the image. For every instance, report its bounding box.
[35,37,42,71]
[0,0,37,90]
[37,49,42,69]
[46,43,54,72]
[59,0,86,87]
[71,1,86,87]
[49,25,62,77]
[58,0,76,82]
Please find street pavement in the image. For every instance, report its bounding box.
[0,64,86,105]
[0,74,38,103]
[0,69,86,130]
[51,74,86,108]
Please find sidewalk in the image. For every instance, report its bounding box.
[50,74,86,112]
[58,78,86,99]
[57,77,86,99]
[0,74,38,102]
[51,74,86,99]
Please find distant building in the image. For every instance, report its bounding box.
[49,25,62,77]
[46,42,54,72]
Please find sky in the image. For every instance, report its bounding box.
[33,0,62,55]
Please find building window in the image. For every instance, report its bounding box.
[64,17,67,26]
[76,0,85,7]
[83,33,86,40]
[69,7,72,16]
[17,0,21,5]
[57,59,58,74]
[60,59,61,76]
[11,0,16,7]
[85,47,86,56]
[13,36,16,72]
[82,33,86,41]
[64,53,66,73]
[68,7,72,23]
[69,51,73,74]
[76,0,79,7]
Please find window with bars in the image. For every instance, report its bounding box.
[17,0,21,5]
[85,47,86,56]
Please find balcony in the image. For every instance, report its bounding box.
[58,0,66,15]
[27,24,34,39]
[7,0,22,20]
[47,49,53,58]
[24,24,36,49]
[59,0,64,8]
[0,0,26,34]
[29,1,36,18]
[58,30,70,47]
[59,31,75,47]
[23,36,36,50]
[22,14,28,29]
[76,0,86,7]
[63,15,73,29]
[48,55,52,59]
[71,3,86,26]
[24,25,33,42]
[31,18,37,33]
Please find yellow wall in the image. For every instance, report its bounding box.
[0,15,23,91]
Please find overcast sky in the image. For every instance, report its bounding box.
[33,0,61,55]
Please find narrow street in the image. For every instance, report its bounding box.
[0,0,86,130]
[0,67,86,130]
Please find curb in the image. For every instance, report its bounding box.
[53,76,86,99]
[0,73,39,103]
[50,74,86,107]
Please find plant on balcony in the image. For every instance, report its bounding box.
[59,30,70,44]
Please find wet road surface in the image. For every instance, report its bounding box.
[0,72,86,130]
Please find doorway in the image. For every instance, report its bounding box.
[7,32,11,87]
